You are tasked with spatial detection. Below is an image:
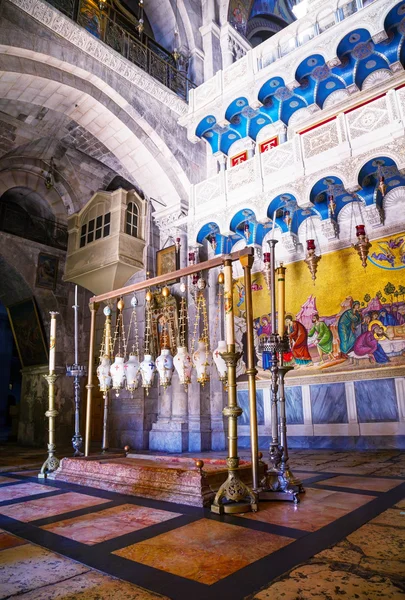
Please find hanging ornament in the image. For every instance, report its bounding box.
[213,340,228,384]
[243,220,250,241]
[110,298,127,397]
[352,224,372,268]
[136,0,144,33]
[191,292,212,386]
[124,294,141,396]
[156,287,174,389]
[283,210,292,230]
[140,289,156,395]
[262,252,271,290]
[97,305,113,395]
[377,165,387,197]
[327,186,336,218]
[173,292,192,389]
[304,239,321,283]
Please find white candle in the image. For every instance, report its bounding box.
[74,286,79,365]
[271,211,276,239]
[49,312,58,373]
[223,260,235,346]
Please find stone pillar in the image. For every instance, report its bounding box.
[200,22,222,81]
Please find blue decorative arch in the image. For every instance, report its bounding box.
[357,157,405,208]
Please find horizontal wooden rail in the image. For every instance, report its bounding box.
[90,247,254,304]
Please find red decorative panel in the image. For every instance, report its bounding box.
[230,150,248,166]
[259,136,279,153]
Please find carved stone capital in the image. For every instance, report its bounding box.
[320,218,338,240]
[364,204,384,228]
[281,232,298,253]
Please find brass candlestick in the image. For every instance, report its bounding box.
[260,242,303,503]
[211,258,257,514]
[39,311,60,479]
[240,253,259,492]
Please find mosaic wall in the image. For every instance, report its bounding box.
[233,231,405,379]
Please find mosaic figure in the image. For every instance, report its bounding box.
[308,313,333,362]
[285,314,312,366]
[337,301,362,356]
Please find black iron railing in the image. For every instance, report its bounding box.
[45,0,195,101]
[0,203,68,251]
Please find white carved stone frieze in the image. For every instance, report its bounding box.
[261,141,295,176]
[194,173,225,210]
[346,97,390,140]
[227,157,257,193]
[302,120,339,159]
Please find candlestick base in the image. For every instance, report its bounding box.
[39,372,60,479]
[211,459,258,514]
[66,364,87,458]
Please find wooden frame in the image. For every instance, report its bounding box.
[36,253,59,291]
[6,298,48,367]
[156,244,179,285]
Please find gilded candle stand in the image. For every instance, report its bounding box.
[211,258,257,514]
[260,241,304,504]
[39,311,60,479]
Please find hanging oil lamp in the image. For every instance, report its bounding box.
[262,252,271,290]
[124,294,141,396]
[377,165,387,197]
[304,239,321,282]
[136,0,144,33]
[352,224,371,268]
[156,286,174,389]
[327,186,336,218]
[243,220,250,241]
[173,289,192,390]
[191,290,212,386]
[96,305,113,396]
[110,298,127,397]
[140,289,156,395]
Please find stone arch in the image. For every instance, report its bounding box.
[0,37,198,205]
[0,169,67,221]
[0,67,184,209]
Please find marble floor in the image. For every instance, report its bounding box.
[0,450,404,599]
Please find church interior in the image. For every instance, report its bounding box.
[0,0,404,597]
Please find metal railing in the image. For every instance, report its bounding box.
[45,0,195,101]
[0,203,68,251]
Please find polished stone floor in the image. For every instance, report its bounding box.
[0,449,404,599]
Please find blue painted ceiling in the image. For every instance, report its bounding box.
[196,2,405,156]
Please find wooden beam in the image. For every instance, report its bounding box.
[90,247,254,304]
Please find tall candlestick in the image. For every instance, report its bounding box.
[49,312,58,373]
[74,285,79,366]
[276,263,286,337]
[271,211,276,240]
[223,259,234,346]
